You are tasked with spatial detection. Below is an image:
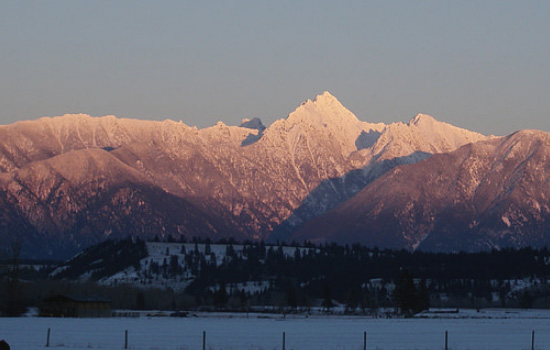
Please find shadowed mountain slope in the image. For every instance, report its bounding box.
[290,130,550,251]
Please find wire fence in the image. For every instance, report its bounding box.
[1,315,549,350]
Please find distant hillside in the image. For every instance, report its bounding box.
[48,239,550,312]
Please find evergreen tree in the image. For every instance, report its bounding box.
[287,286,297,310]
[416,279,430,312]
[136,292,145,310]
[170,255,181,276]
[213,282,228,309]
[322,284,334,312]
[519,291,533,309]
[394,269,418,316]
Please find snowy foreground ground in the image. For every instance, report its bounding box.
[2,309,550,350]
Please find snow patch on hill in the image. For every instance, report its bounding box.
[99,242,314,291]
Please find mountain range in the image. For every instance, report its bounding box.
[0,91,548,259]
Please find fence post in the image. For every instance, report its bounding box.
[363,331,367,350]
[124,330,128,349]
[46,328,51,347]
[444,330,448,350]
[282,332,286,350]
[203,331,206,350]
[532,330,535,350]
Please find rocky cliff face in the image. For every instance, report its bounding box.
[0,91,512,259]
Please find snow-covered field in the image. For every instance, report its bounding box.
[2,310,550,350]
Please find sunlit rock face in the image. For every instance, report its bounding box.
[0,92,507,258]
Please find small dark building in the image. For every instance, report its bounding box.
[41,295,112,318]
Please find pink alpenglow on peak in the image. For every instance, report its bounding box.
[409,113,437,125]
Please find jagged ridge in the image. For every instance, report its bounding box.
[0,92,510,259]
[290,130,550,251]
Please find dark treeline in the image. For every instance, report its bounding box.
[183,241,550,314]
[3,238,550,316]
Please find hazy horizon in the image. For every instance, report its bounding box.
[1,1,549,136]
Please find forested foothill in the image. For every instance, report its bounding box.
[2,237,550,316]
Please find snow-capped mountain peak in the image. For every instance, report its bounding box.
[409,113,437,126]
[368,113,489,161]
[288,91,356,123]
[261,92,386,159]
[313,90,340,104]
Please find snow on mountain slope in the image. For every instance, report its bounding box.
[3,93,385,256]
[270,112,490,241]
[265,91,385,159]
[0,146,245,258]
[290,130,550,251]
[0,114,201,172]
[0,92,510,258]
[198,121,261,147]
[369,113,489,162]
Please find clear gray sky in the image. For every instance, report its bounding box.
[1,1,549,136]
